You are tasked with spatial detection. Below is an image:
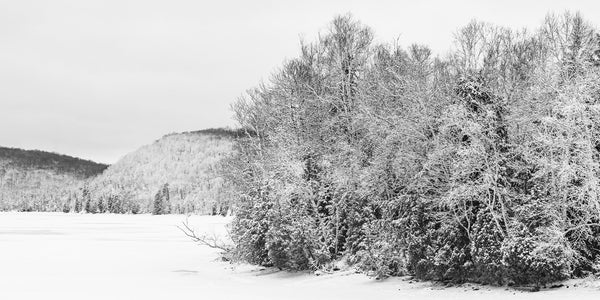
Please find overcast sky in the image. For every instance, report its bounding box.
[1,0,599,164]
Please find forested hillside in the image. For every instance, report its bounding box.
[0,129,239,214]
[225,12,600,285]
[0,147,108,211]
[84,129,238,215]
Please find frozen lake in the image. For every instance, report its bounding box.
[1,212,598,300]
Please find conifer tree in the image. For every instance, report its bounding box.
[162,183,171,214]
[82,186,92,213]
[153,183,170,215]
[97,197,104,213]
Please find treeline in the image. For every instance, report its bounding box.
[0,169,82,212]
[225,12,600,285]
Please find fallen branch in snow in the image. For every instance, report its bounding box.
[177,218,232,253]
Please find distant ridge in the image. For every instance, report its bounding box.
[0,146,108,178]
[164,127,251,139]
[0,146,109,212]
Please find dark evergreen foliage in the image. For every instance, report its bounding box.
[152,183,170,215]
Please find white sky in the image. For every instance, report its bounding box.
[1,0,599,164]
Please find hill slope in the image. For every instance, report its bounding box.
[0,147,108,211]
[85,128,238,214]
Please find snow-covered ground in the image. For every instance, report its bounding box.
[0,212,598,300]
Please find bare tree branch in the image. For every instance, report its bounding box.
[177,217,232,252]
